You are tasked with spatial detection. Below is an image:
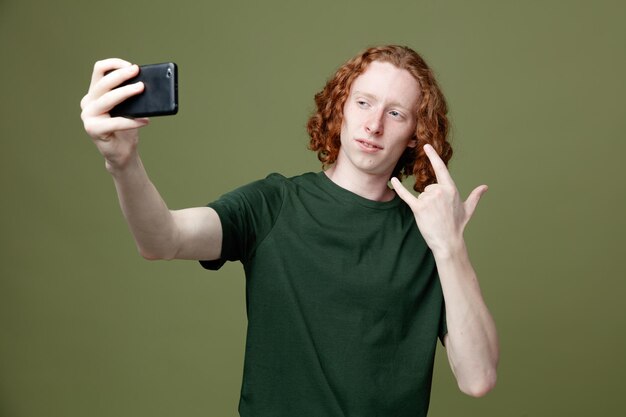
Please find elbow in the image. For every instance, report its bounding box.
[458,371,497,398]
[138,246,175,261]
[139,250,163,261]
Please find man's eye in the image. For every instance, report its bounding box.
[389,110,401,117]
[357,100,369,108]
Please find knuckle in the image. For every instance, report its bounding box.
[79,94,89,110]
[83,118,100,136]
[94,60,106,72]
[82,118,93,133]
[428,186,441,195]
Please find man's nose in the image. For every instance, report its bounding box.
[365,111,384,136]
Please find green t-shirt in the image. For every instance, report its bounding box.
[201,172,446,417]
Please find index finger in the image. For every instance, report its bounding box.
[423,144,455,186]
[89,58,133,91]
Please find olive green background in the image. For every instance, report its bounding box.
[1,0,624,416]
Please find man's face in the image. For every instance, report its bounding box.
[337,61,419,177]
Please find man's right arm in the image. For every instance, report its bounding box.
[80,58,222,261]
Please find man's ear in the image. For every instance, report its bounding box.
[407,137,418,148]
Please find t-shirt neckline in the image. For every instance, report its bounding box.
[314,171,403,210]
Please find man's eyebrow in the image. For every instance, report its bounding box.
[353,90,412,112]
[353,90,378,101]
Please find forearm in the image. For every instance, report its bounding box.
[434,241,499,397]
[80,59,190,260]
[108,154,180,260]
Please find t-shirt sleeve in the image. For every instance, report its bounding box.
[199,173,286,270]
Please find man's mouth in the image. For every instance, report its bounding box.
[355,139,383,150]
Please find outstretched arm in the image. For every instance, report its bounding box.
[80,59,222,261]
[391,144,499,397]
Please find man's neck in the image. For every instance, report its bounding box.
[323,164,395,202]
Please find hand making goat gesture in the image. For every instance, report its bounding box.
[391,144,488,257]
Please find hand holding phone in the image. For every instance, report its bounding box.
[81,59,174,171]
[110,63,178,118]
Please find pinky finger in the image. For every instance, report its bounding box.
[86,116,149,139]
[105,116,150,134]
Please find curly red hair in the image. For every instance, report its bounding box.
[307,45,451,192]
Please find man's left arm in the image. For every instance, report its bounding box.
[391,144,499,397]
[434,242,499,397]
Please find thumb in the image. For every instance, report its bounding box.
[464,185,488,219]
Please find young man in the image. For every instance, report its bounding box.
[80,45,498,417]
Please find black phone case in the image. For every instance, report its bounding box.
[110,63,178,118]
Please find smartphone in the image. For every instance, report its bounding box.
[110,62,178,118]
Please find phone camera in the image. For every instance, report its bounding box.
[166,68,172,78]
